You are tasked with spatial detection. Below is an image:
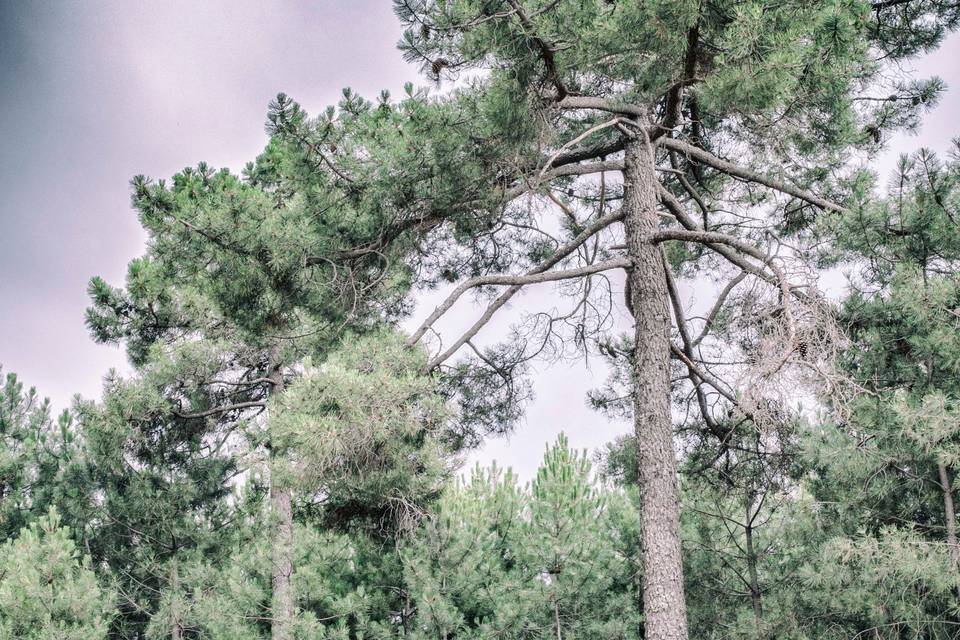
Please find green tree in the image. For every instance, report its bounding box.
[258,4,957,636]
[64,3,960,638]
[83,87,448,638]
[0,368,82,541]
[0,507,114,640]
[405,435,641,639]
[131,333,450,639]
[75,360,242,639]
[798,145,960,637]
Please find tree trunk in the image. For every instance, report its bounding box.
[554,597,563,640]
[744,495,763,639]
[269,363,294,640]
[271,484,294,640]
[623,134,689,640]
[937,462,959,567]
[170,558,182,640]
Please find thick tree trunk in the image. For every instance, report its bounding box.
[623,135,689,640]
[268,363,294,640]
[937,462,959,567]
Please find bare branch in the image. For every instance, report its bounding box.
[657,186,812,305]
[407,209,626,349]
[660,138,847,213]
[653,228,797,376]
[692,270,748,347]
[556,96,647,118]
[417,259,630,370]
[173,400,266,420]
[539,118,624,179]
[663,251,731,438]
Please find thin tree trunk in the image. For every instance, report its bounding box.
[744,495,763,639]
[170,558,182,640]
[269,362,294,640]
[271,485,294,640]
[554,597,563,640]
[938,462,959,567]
[623,134,689,640]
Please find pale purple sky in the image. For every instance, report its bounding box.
[1,2,957,478]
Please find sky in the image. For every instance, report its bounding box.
[1,1,958,480]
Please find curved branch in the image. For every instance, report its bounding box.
[663,251,730,438]
[505,160,625,201]
[653,228,797,376]
[656,185,812,306]
[556,95,647,118]
[660,138,847,213]
[407,209,626,348]
[416,258,630,371]
[692,270,748,347]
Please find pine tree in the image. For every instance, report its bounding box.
[404,435,641,639]
[263,4,960,636]
[0,507,114,640]
[799,144,960,637]
[0,369,82,541]
[58,0,960,640]
[75,363,242,639]
[83,89,440,638]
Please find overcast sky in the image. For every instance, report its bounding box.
[1,1,958,479]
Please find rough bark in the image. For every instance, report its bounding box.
[269,363,294,640]
[938,462,959,567]
[623,135,689,640]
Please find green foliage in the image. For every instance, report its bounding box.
[404,435,641,639]
[273,330,452,531]
[8,3,960,639]
[798,145,960,638]
[799,526,960,639]
[0,369,87,544]
[0,508,114,639]
[144,521,405,640]
[396,0,952,171]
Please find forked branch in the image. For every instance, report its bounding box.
[407,209,626,349]
[661,138,847,213]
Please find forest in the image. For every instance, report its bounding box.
[2,0,960,638]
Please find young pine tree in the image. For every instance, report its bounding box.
[0,368,84,541]
[404,435,641,639]
[0,507,114,640]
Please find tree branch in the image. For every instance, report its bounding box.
[556,96,647,118]
[656,186,812,306]
[663,251,730,438]
[692,270,748,347]
[173,400,266,420]
[660,138,847,213]
[506,0,569,99]
[653,228,797,375]
[416,257,629,370]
